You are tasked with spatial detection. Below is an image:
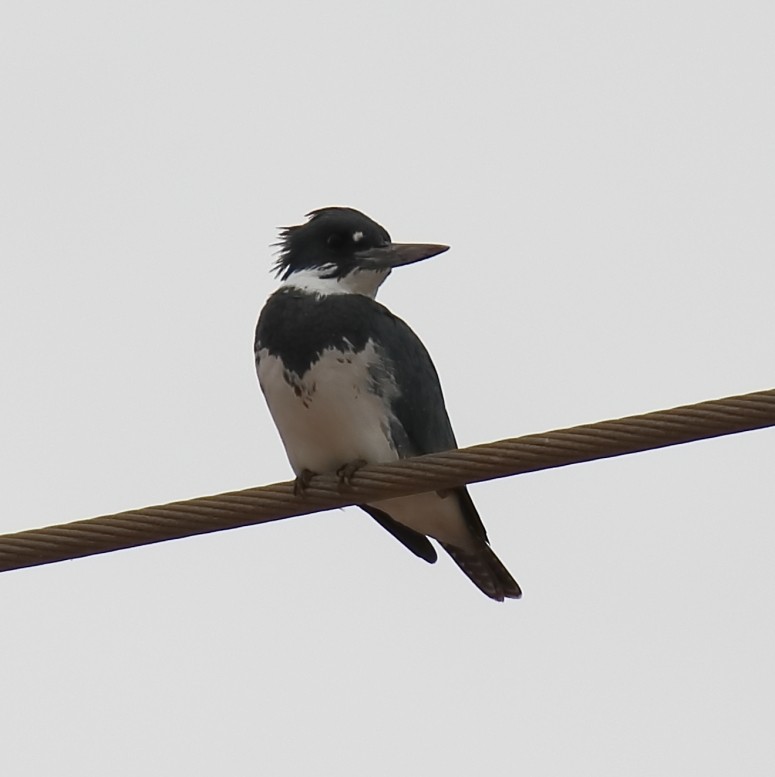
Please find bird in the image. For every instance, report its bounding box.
[254,207,521,601]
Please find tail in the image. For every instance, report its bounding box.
[441,541,522,601]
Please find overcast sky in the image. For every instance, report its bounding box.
[2,2,773,775]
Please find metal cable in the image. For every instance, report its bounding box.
[1,387,773,573]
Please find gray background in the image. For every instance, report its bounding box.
[2,2,773,774]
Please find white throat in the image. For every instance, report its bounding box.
[283,264,391,299]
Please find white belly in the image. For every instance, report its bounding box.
[257,343,473,550]
[257,343,399,475]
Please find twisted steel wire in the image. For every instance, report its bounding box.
[1,387,773,573]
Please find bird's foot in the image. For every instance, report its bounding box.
[293,469,317,496]
[436,488,452,499]
[336,459,367,488]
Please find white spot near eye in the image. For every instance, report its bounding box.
[352,231,364,243]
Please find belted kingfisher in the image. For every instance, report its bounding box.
[254,207,521,601]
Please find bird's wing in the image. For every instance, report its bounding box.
[369,306,458,456]
[359,504,438,563]
[367,305,491,545]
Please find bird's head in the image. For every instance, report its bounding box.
[273,207,449,297]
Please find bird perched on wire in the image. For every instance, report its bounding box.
[254,207,521,600]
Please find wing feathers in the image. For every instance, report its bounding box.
[360,505,438,564]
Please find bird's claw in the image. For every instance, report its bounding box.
[293,469,316,496]
[336,459,367,488]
